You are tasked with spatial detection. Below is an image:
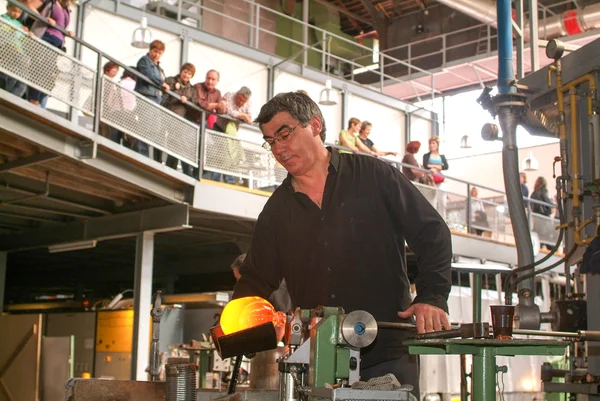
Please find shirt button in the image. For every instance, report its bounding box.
[331,293,336,299]
[321,216,325,221]
[324,241,328,247]
[327,267,332,272]
[349,217,354,223]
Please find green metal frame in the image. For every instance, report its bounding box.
[406,339,566,401]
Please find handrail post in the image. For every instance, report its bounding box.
[198,110,207,179]
[93,53,103,135]
[321,32,327,72]
[442,35,446,65]
[302,0,309,66]
[379,53,384,92]
[466,183,472,234]
[255,4,260,50]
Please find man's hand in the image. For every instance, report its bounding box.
[180,95,187,103]
[397,303,451,334]
[162,83,170,91]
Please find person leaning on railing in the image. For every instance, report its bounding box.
[27,0,75,108]
[0,3,30,98]
[162,62,198,178]
[134,39,169,159]
[401,141,433,186]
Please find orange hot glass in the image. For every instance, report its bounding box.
[220,296,286,335]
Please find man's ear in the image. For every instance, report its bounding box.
[309,116,323,139]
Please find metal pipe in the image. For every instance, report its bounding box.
[436,0,600,41]
[497,0,515,94]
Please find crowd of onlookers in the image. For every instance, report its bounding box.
[98,39,255,182]
[1,3,559,236]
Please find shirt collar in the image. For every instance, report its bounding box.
[282,146,339,190]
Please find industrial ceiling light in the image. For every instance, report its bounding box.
[48,240,97,253]
[319,79,337,106]
[522,151,539,171]
[131,16,152,49]
[460,134,471,148]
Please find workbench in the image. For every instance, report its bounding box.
[405,339,567,401]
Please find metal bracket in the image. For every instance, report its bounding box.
[76,140,97,159]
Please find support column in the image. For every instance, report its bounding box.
[514,0,525,79]
[528,0,540,71]
[472,348,496,401]
[131,232,154,381]
[0,252,6,313]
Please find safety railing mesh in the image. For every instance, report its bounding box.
[100,77,199,166]
[203,130,287,186]
[0,18,95,114]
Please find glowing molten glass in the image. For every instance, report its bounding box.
[220,296,286,335]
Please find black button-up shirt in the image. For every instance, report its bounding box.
[234,148,452,368]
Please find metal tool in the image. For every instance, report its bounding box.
[377,321,490,339]
[416,323,490,340]
[149,290,163,382]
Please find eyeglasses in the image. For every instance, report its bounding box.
[262,122,302,151]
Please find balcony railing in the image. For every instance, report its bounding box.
[0,13,200,167]
[1,5,559,251]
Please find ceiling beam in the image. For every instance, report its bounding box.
[0,204,190,252]
[312,0,374,26]
[0,152,59,173]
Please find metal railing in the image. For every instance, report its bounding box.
[0,6,200,166]
[199,126,560,247]
[137,0,436,100]
[0,3,560,248]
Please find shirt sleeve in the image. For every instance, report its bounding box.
[232,211,282,301]
[224,92,240,118]
[195,85,210,110]
[441,155,449,170]
[376,161,452,312]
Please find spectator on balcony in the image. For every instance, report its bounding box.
[423,136,449,219]
[204,86,254,185]
[0,3,30,98]
[118,67,138,150]
[191,69,226,128]
[338,117,371,155]
[98,61,122,144]
[27,0,75,108]
[358,122,397,157]
[401,141,433,186]
[520,172,530,210]
[134,39,169,159]
[162,62,198,177]
[469,186,488,236]
[215,86,253,133]
[531,176,552,217]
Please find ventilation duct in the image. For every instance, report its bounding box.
[436,0,600,41]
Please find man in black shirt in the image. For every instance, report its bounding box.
[233,92,452,396]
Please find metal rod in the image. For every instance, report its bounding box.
[512,329,578,338]
[472,273,482,323]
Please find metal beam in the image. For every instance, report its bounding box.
[0,204,189,251]
[0,252,5,313]
[0,152,59,173]
[131,231,154,381]
[0,173,114,215]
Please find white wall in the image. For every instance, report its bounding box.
[273,71,342,144]
[81,8,181,77]
[347,94,405,159]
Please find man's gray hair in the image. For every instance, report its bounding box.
[231,253,246,269]
[254,92,327,142]
[238,86,252,98]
